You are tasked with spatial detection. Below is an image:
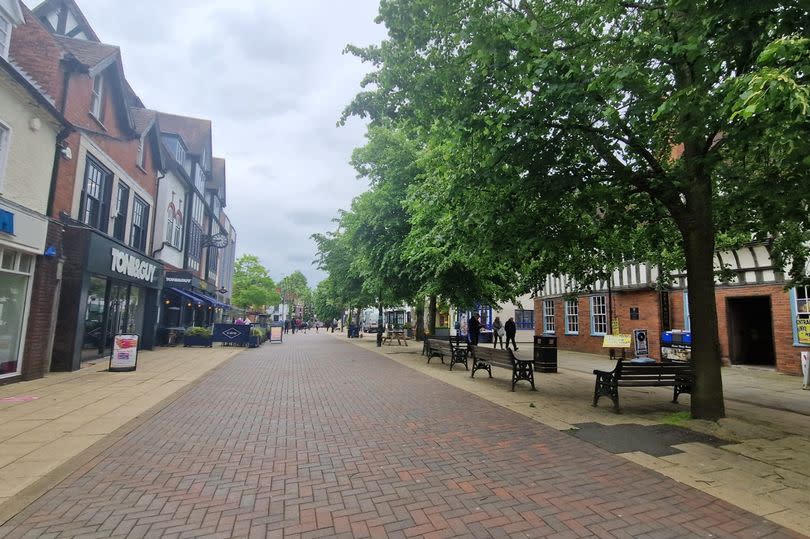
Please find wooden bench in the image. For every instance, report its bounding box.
[469,345,536,391]
[426,338,468,370]
[593,361,693,413]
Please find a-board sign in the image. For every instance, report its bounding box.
[602,334,632,348]
[633,329,649,356]
[110,334,139,372]
[269,325,283,343]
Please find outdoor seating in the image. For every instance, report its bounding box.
[382,330,408,346]
[426,338,468,370]
[592,361,693,413]
[469,345,536,391]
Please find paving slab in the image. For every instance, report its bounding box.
[0,334,802,538]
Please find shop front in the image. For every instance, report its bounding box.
[159,271,230,344]
[51,225,163,371]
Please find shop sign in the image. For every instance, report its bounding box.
[111,247,158,283]
[165,271,193,287]
[602,334,632,348]
[110,334,139,371]
[798,319,810,345]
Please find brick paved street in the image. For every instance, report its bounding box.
[0,335,803,538]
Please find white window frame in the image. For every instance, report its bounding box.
[175,142,186,165]
[90,74,104,120]
[0,13,11,60]
[173,213,183,249]
[136,135,145,169]
[165,208,175,244]
[543,299,555,334]
[0,120,11,192]
[565,298,579,335]
[589,295,608,336]
[791,286,810,346]
[0,246,36,380]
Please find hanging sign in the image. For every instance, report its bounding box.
[110,334,139,372]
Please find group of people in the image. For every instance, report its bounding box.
[467,313,518,351]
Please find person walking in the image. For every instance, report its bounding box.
[504,316,518,351]
[492,316,504,349]
[468,313,482,345]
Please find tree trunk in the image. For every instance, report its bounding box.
[677,177,725,420]
[415,299,425,341]
[428,295,437,336]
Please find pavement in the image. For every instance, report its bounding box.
[0,333,804,537]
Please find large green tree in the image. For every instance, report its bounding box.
[232,255,280,312]
[346,1,810,419]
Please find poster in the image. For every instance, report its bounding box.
[602,334,631,348]
[269,325,283,343]
[110,334,139,371]
[797,319,810,345]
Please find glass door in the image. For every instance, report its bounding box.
[104,282,129,352]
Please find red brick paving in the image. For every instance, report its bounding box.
[0,336,803,538]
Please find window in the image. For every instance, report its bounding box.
[0,14,11,60]
[112,184,129,241]
[194,165,205,193]
[129,197,149,252]
[80,157,112,231]
[514,309,534,330]
[165,205,183,250]
[565,299,579,335]
[589,295,608,335]
[0,247,35,378]
[0,122,9,190]
[136,136,145,169]
[543,300,555,334]
[207,242,218,274]
[90,74,104,120]
[795,286,810,320]
[173,211,183,249]
[165,206,174,244]
[188,223,202,271]
[175,143,185,165]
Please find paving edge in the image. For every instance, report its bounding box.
[0,349,245,526]
[337,336,809,537]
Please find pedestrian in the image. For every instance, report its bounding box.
[504,316,518,351]
[468,313,481,345]
[492,316,504,349]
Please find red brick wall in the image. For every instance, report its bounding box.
[537,284,803,375]
[9,7,65,105]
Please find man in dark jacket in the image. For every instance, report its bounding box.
[504,317,518,351]
[468,313,482,345]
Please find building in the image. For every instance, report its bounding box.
[535,244,808,375]
[0,0,70,384]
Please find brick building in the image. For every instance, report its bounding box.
[535,244,808,375]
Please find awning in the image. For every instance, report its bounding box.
[187,290,232,310]
[168,287,208,307]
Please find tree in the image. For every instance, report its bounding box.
[346,1,810,419]
[232,255,280,312]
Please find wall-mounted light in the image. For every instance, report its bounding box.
[187,302,192,307]
[164,299,171,305]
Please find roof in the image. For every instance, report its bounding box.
[0,55,70,129]
[155,111,212,157]
[211,157,226,207]
[130,107,156,135]
[54,35,118,75]
[32,0,100,42]
[9,4,68,104]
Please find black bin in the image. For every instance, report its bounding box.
[533,336,558,373]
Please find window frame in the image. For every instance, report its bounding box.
[589,295,608,336]
[0,13,11,60]
[564,298,579,335]
[79,156,112,232]
[129,196,149,252]
[0,120,10,192]
[514,309,534,330]
[790,286,810,347]
[111,183,129,242]
[0,246,36,380]
[90,74,104,121]
[542,299,556,334]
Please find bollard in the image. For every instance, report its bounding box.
[802,351,809,390]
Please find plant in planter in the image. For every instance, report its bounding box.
[183,326,213,347]
[249,326,266,348]
[402,322,413,338]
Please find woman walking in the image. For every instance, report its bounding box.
[492,316,504,349]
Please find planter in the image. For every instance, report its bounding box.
[248,335,262,348]
[183,335,213,348]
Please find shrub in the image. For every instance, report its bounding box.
[185,326,212,338]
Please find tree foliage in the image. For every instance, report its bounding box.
[232,254,280,312]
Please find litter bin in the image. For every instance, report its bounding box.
[534,336,558,373]
[348,325,360,338]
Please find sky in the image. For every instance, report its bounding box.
[24,0,387,285]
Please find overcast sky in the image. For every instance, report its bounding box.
[24,0,386,285]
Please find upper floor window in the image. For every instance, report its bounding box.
[192,194,204,224]
[175,142,185,165]
[0,121,10,191]
[565,298,579,335]
[589,295,608,336]
[90,74,104,121]
[136,136,145,169]
[0,13,11,59]
[80,156,112,232]
[130,196,149,252]
[112,183,129,241]
[165,205,183,250]
[514,309,534,330]
[194,165,205,193]
[542,300,555,334]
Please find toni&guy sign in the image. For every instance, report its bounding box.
[111,247,158,283]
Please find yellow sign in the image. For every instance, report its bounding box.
[798,319,810,345]
[602,334,632,348]
[611,318,620,335]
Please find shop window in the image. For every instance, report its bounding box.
[130,196,149,252]
[565,298,579,335]
[590,295,608,335]
[515,309,534,330]
[0,247,34,378]
[80,156,112,232]
[112,184,129,241]
[543,300,555,334]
